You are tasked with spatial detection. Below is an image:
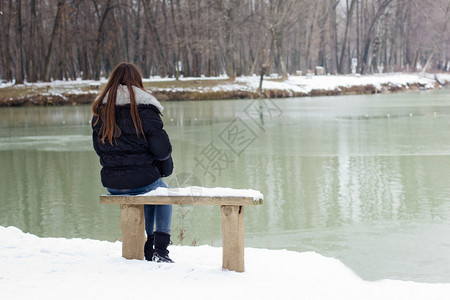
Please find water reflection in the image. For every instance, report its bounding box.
[0,105,92,129]
[0,149,117,239]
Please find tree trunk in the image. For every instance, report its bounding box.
[356,0,360,73]
[235,32,243,77]
[266,38,275,75]
[161,0,173,77]
[43,0,64,82]
[27,0,38,82]
[305,1,319,72]
[93,0,113,80]
[360,0,393,74]
[15,0,24,84]
[328,0,339,74]
[142,0,167,77]
[249,50,260,76]
[318,2,329,69]
[338,0,357,74]
[225,24,234,78]
[272,28,287,79]
[170,0,182,79]
[0,0,13,81]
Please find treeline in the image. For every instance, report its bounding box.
[1,0,449,83]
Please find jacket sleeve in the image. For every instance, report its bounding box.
[91,116,102,156]
[155,156,173,177]
[143,108,173,160]
[145,111,173,177]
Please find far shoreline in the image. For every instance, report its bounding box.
[0,73,448,107]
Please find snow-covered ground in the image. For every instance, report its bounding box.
[232,73,448,94]
[1,226,449,300]
[1,73,449,98]
[147,73,448,94]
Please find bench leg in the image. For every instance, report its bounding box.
[120,204,146,260]
[221,205,245,272]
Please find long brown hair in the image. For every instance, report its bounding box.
[92,62,145,145]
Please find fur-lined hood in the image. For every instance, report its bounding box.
[102,85,164,113]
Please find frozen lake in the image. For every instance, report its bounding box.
[1,88,450,282]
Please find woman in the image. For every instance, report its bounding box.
[92,62,174,263]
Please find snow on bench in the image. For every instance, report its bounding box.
[100,187,264,272]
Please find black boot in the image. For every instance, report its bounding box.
[152,231,174,263]
[144,235,154,261]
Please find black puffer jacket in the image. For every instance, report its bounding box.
[92,85,173,189]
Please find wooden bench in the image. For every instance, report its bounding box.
[100,187,263,272]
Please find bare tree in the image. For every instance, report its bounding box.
[14,0,24,84]
[0,0,14,81]
[1,0,449,82]
[337,0,357,74]
[92,0,114,80]
[421,0,450,75]
[360,0,394,74]
[42,0,64,82]
[212,0,242,78]
[267,0,297,79]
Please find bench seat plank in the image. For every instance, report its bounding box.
[100,195,262,206]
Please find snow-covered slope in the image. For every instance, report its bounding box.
[1,226,449,300]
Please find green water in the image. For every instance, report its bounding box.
[1,89,450,282]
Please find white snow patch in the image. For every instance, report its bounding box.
[0,81,15,88]
[142,186,263,201]
[233,73,438,94]
[1,226,449,300]
[143,74,229,82]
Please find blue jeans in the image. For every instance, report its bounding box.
[107,178,172,236]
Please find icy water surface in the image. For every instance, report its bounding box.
[1,88,450,282]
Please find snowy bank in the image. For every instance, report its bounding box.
[0,73,449,106]
[1,226,449,300]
